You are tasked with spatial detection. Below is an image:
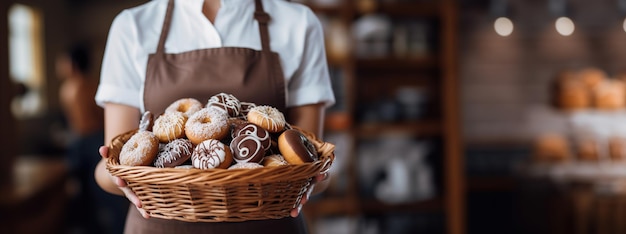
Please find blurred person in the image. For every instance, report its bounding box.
[57,43,128,234]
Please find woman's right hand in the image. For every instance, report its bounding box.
[99,145,150,219]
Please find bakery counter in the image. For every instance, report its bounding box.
[0,156,68,234]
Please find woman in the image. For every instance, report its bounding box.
[94,0,335,233]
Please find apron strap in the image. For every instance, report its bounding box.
[254,0,271,53]
[156,0,175,55]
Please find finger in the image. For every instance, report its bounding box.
[311,172,328,184]
[99,146,109,158]
[137,207,150,219]
[290,204,302,218]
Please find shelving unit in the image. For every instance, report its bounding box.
[302,0,462,234]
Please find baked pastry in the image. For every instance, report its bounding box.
[592,79,625,110]
[579,67,607,90]
[228,162,263,170]
[165,98,203,117]
[207,93,241,117]
[239,102,257,117]
[139,111,154,132]
[278,129,317,165]
[609,137,626,161]
[247,105,286,133]
[577,139,599,161]
[263,154,289,167]
[554,72,590,110]
[153,112,188,143]
[230,134,266,164]
[185,108,229,144]
[231,122,271,151]
[192,139,233,169]
[532,134,571,163]
[119,131,159,166]
[153,138,194,168]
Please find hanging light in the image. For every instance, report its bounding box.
[491,0,513,36]
[549,0,574,36]
[620,0,626,32]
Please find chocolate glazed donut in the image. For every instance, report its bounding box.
[278,129,318,165]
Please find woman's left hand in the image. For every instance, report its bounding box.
[290,172,329,217]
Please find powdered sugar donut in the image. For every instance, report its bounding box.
[228,162,263,170]
[192,139,233,169]
[119,131,159,166]
[153,138,193,168]
[230,134,266,164]
[165,98,203,117]
[185,108,229,145]
[207,93,241,117]
[246,105,286,133]
[153,112,187,143]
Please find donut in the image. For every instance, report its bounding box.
[139,111,154,131]
[207,93,241,117]
[185,108,229,145]
[247,105,286,133]
[153,112,187,143]
[119,131,159,166]
[239,102,257,117]
[228,162,263,170]
[153,138,194,168]
[192,139,233,169]
[230,134,266,164]
[231,122,271,150]
[263,154,289,167]
[165,98,203,117]
[278,129,317,165]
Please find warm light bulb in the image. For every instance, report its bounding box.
[623,18,626,32]
[494,17,514,36]
[555,17,575,36]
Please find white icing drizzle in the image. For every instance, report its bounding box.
[249,105,286,132]
[207,93,241,117]
[231,134,263,163]
[238,123,271,150]
[153,112,186,142]
[139,111,153,132]
[154,138,193,168]
[192,139,228,169]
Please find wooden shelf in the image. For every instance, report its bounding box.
[369,2,442,17]
[355,56,438,71]
[356,120,442,138]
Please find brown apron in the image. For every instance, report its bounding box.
[125,0,306,233]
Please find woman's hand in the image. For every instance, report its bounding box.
[290,172,329,217]
[99,145,150,219]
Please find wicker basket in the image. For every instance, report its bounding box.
[106,126,335,222]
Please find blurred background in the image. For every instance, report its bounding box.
[3,0,626,233]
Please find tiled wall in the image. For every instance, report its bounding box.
[460,0,626,144]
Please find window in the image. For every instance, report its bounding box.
[8,4,45,118]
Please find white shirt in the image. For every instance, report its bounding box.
[95,0,335,112]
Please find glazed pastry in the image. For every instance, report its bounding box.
[185,108,229,144]
[192,139,233,169]
[119,131,159,166]
[165,98,203,117]
[230,134,265,164]
[278,129,317,165]
[231,122,271,151]
[263,154,289,167]
[207,93,241,117]
[153,112,188,143]
[153,138,194,168]
[239,102,257,117]
[247,105,286,133]
[139,111,154,132]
